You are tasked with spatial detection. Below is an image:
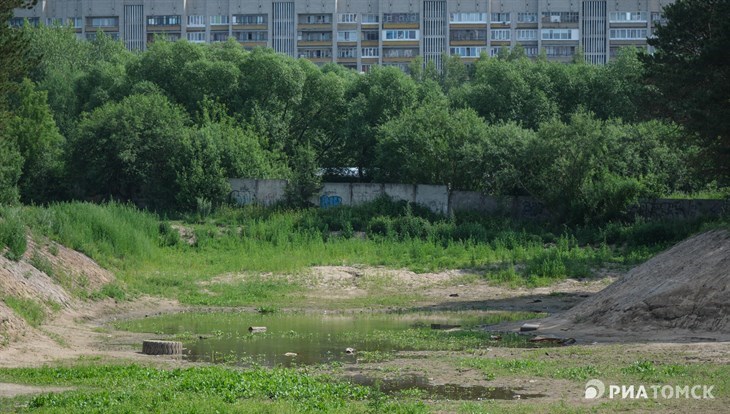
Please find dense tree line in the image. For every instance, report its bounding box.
[1,0,725,223]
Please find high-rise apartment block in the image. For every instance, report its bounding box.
[12,1,674,70]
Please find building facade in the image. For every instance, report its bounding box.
[12,0,675,71]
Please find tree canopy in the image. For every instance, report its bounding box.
[0,16,722,221]
[644,0,730,184]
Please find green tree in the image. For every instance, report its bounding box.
[344,66,418,178]
[463,121,537,196]
[285,144,321,207]
[177,102,288,209]
[0,140,22,204]
[1,1,39,204]
[467,56,557,129]
[374,101,488,190]
[69,93,190,209]
[5,79,65,203]
[643,0,730,184]
[521,111,645,224]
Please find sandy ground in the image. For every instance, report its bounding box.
[1,264,728,408]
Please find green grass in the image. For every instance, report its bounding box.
[4,200,721,307]
[457,347,730,388]
[3,296,46,327]
[0,206,27,261]
[0,363,429,413]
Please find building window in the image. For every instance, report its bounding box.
[609,12,648,22]
[449,12,487,23]
[362,30,379,41]
[383,62,409,72]
[148,15,181,26]
[544,46,575,57]
[338,47,357,58]
[541,12,579,23]
[299,48,332,58]
[362,14,379,23]
[490,29,511,41]
[384,47,418,58]
[541,29,578,40]
[299,31,332,41]
[45,18,63,26]
[450,46,485,57]
[361,47,379,57]
[609,28,648,40]
[233,14,267,25]
[301,14,332,24]
[517,12,538,23]
[651,12,666,25]
[211,32,229,42]
[187,32,206,42]
[89,17,118,27]
[490,13,510,24]
[516,29,537,41]
[490,46,506,57]
[210,16,230,25]
[68,17,82,28]
[338,13,357,23]
[10,17,40,27]
[87,31,120,40]
[234,31,267,41]
[337,31,357,42]
[187,15,205,27]
[383,13,419,23]
[383,30,419,41]
[361,64,372,72]
[450,29,486,41]
[524,46,538,56]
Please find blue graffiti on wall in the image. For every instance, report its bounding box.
[320,194,342,209]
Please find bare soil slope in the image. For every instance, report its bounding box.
[0,238,113,343]
[537,229,730,341]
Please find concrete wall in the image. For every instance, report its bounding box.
[228,178,728,220]
[229,178,286,206]
[628,198,729,220]
[415,185,449,215]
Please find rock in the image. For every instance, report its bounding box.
[520,323,540,332]
[284,352,297,357]
[449,293,459,297]
[345,347,355,354]
[248,326,267,333]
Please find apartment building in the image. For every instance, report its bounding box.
[12,1,675,71]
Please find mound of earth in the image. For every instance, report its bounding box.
[0,238,114,343]
[537,230,729,341]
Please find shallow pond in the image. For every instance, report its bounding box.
[116,311,547,367]
[347,374,546,400]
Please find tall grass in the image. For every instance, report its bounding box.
[5,198,719,306]
[21,201,161,268]
[0,206,27,260]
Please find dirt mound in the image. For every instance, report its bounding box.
[539,230,729,340]
[0,237,114,344]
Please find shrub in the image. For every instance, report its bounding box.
[392,215,432,240]
[0,207,27,261]
[367,216,394,239]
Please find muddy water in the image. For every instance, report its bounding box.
[119,312,492,366]
[347,374,545,400]
[117,311,549,400]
